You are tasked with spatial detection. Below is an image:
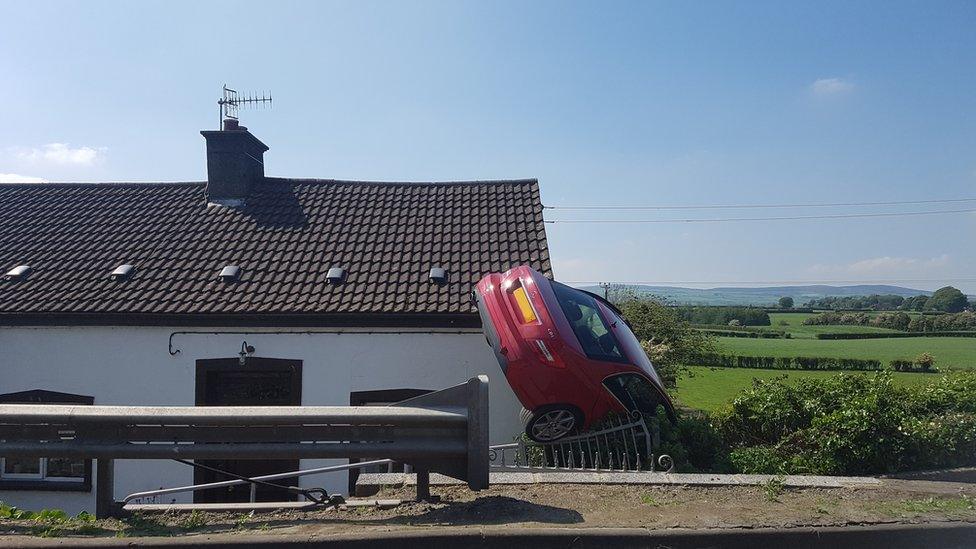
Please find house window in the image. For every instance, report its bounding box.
[0,390,94,492]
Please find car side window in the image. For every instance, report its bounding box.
[551,282,626,362]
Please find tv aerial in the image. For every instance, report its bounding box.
[217,84,272,130]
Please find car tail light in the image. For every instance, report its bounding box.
[531,339,564,368]
[511,285,539,324]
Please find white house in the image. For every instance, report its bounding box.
[0,121,552,514]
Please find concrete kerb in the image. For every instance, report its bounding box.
[356,470,883,494]
[4,523,976,549]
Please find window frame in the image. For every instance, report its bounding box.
[0,390,94,492]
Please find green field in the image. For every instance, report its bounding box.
[766,312,902,339]
[676,366,940,412]
[715,336,975,369]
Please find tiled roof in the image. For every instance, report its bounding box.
[0,178,551,320]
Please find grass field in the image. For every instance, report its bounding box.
[766,312,901,339]
[676,366,940,412]
[715,336,975,369]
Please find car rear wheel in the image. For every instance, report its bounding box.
[523,405,582,443]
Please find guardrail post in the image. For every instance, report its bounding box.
[467,375,490,490]
[96,458,117,519]
[416,469,431,501]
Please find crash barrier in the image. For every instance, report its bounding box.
[0,375,489,517]
[489,413,674,473]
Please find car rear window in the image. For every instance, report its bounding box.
[551,281,626,363]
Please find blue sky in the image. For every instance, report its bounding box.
[2,1,974,292]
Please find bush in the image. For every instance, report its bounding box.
[674,306,771,326]
[908,312,976,333]
[657,410,731,473]
[915,352,935,372]
[890,359,913,372]
[713,371,976,475]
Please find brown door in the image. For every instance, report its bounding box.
[194,358,302,503]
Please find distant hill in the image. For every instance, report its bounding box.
[579,284,934,307]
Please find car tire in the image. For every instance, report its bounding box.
[522,404,583,443]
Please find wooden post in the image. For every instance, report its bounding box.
[95,459,117,519]
[415,469,430,501]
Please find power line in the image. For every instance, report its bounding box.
[544,197,976,211]
[545,208,976,224]
[564,277,976,286]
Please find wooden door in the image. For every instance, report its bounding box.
[193,358,302,503]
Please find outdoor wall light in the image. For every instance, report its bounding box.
[238,340,255,366]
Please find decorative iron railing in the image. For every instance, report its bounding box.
[489,413,674,472]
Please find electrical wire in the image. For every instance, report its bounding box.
[545,208,976,224]
[565,277,976,285]
[544,197,976,211]
[172,458,342,506]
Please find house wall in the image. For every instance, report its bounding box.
[0,326,523,514]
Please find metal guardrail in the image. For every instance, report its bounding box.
[489,413,674,473]
[0,375,489,517]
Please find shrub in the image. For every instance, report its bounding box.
[657,410,731,473]
[908,312,976,332]
[890,359,913,372]
[714,371,976,476]
[674,306,771,326]
[915,353,935,372]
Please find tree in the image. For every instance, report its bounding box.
[900,295,929,311]
[925,286,970,313]
[778,296,794,309]
[617,298,714,390]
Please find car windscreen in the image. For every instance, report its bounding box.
[551,281,626,363]
[602,373,666,418]
[601,306,667,389]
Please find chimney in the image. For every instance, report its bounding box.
[200,119,270,205]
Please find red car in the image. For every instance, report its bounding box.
[475,265,676,442]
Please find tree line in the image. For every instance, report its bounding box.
[803,286,971,313]
[803,310,976,332]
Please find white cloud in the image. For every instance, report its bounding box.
[0,173,48,183]
[15,143,105,165]
[809,255,951,279]
[810,77,854,96]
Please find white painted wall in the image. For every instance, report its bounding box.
[0,326,522,514]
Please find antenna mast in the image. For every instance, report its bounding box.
[217,84,272,130]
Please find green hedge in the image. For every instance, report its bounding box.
[696,329,790,339]
[696,353,883,371]
[693,324,781,333]
[816,331,976,340]
[715,372,976,475]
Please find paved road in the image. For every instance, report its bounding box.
[6,522,976,548]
